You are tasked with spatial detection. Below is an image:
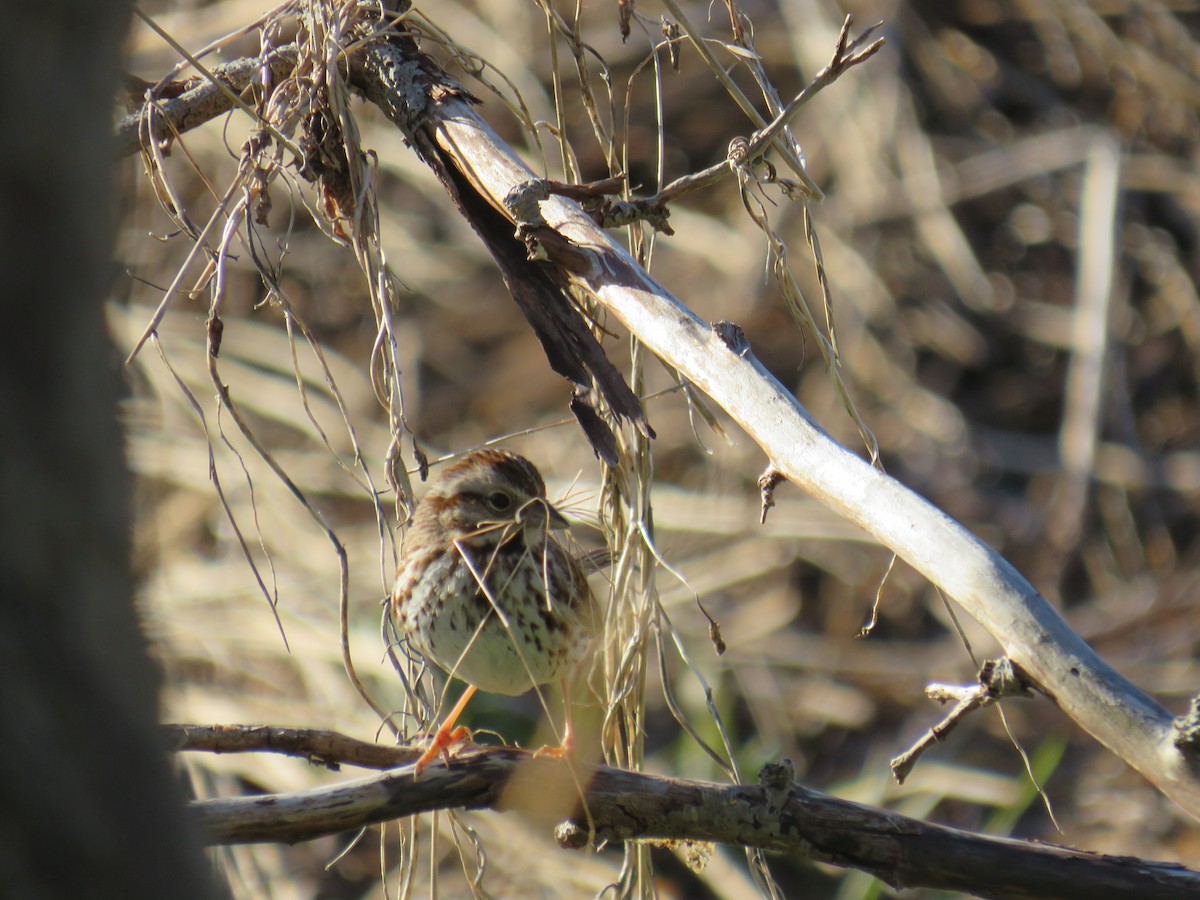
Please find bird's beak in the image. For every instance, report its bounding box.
[546,503,570,530]
[521,500,570,530]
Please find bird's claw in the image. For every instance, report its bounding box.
[413,725,471,775]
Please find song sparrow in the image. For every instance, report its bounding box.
[391,449,599,772]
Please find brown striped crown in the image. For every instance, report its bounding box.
[414,449,562,546]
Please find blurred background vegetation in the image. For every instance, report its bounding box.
[117,0,1200,896]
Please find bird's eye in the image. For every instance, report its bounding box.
[487,491,513,512]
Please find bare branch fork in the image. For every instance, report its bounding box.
[174,725,1200,899]
[890,658,1035,784]
[655,15,885,207]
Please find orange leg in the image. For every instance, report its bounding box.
[414,684,477,775]
[561,677,576,755]
[533,679,575,760]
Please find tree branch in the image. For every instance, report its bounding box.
[115,46,298,159]
[184,732,1199,899]
[166,723,419,770]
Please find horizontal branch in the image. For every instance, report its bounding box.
[186,735,1199,899]
[166,723,419,769]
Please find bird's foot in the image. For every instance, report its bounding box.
[531,725,574,761]
[413,725,471,775]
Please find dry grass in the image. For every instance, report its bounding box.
[117,0,1200,896]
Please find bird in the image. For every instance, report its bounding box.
[390,449,599,773]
